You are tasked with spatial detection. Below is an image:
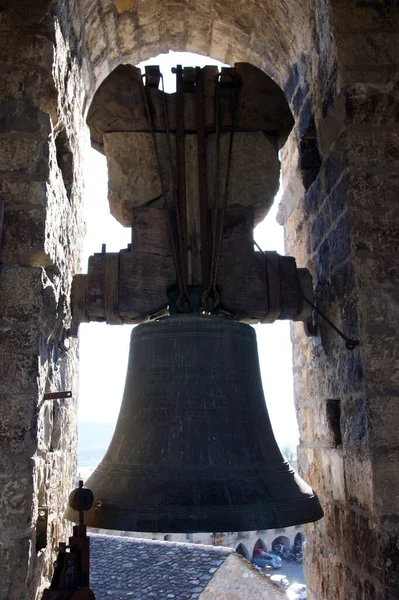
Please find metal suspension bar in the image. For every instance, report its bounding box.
[212,73,239,304]
[139,75,185,304]
[195,67,211,293]
[202,73,221,310]
[160,74,189,309]
[173,65,189,310]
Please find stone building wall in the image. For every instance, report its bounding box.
[0,3,86,598]
[279,3,399,598]
[0,1,398,598]
[90,526,304,560]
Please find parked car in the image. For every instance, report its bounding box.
[269,574,290,589]
[251,550,282,569]
[286,583,307,599]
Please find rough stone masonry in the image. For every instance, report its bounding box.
[0,1,398,599]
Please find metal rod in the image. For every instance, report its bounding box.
[43,391,72,400]
[159,74,189,308]
[253,240,359,350]
[173,65,189,302]
[202,72,221,309]
[212,73,239,301]
[140,74,186,307]
[195,67,211,292]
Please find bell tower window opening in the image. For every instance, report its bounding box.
[78,50,303,530]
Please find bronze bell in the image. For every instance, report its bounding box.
[66,315,323,532]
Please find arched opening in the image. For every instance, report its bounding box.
[252,538,267,556]
[77,49,301,525]
[61,0,324,587]
[272,535,291,553]
[63,1,316,484]
[236,543,250,561]
[294,532,305,552]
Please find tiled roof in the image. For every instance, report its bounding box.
[90,534,233,599]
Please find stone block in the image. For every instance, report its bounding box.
[297,446,320,489]
[336,31,399,69]
[184,10,212,57]
[206,132,280,225]
[0,265,45,320]
[328,260,355,301]
[117,12,137,56]
[0,99,51,136]
[327,174,349,223]
[338,126,399,171]
[358,285,399,388]
[2,205,52,267]
[137,0,161,27]
[342,352,365,395]
[103,10,120,64]
[367,397,399,448]
[315,237,330,281]
[0,179,47,207]
[105,131,280,228]
[310,206,330,254]
[139,22,162,46]
[162,4,187,40]
[0,349,40,395]
[0,135,49,178]
[0,392,38,456]
[332,1,399,31]
[0,32,54,70]
[292,83,309,118]
[116,0,135,13]
[330,450,346,503]
[85,9,108,65]
[303,177,323,217]
[276,175,305,225]
[318,94,346,158]
[327,213,352,266]
[373,448,399,517]
[341,396,368,446]
[0,319,41,356]
[344,85,399,127]
[104,131,174,226]
[339,62,399,87]
[344,450,374,512]
[295,404,321,445]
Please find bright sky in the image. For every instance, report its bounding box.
[78,51,299,450]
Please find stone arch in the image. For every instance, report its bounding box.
[59,0,328,111]
[293,532,305,550]
[272,535,291,552]
[236,543,250,561]
[252,538,267,556]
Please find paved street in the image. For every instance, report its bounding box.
[278,559,305,585]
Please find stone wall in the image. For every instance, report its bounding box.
[0,1,398,598]
[279,3,399,598]
[0,3,86,598]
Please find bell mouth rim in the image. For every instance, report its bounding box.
[65,494,324,533]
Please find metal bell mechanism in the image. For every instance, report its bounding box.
[66,62,324,533]
[66,314,323,532]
